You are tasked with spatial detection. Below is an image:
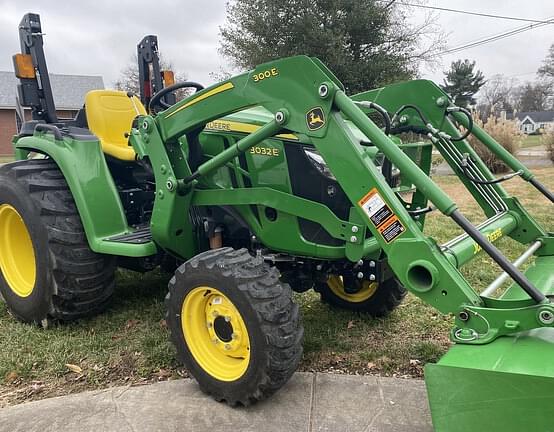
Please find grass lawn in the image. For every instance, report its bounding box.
[0,167,553,406]
[520,134,543,149]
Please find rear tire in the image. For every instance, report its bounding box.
[316,275,406,317]
[166,247,303,406]
[0,159,116,324]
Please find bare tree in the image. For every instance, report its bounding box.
[113,54,189,100]
[478,74,517,118]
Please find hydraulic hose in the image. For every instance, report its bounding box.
[354,101,391,135]
[447,106,474,141]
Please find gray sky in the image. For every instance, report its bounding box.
[0,0,553,89]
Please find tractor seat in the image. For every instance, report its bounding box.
[84,90,146,161]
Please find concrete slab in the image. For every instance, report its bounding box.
[0,373,432,432]
[312,374,432,432]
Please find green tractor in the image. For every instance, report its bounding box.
[2,13,554,431]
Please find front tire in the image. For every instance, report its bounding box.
[166,247,303,406]
[0,159,116,324]
[316,274,406,316]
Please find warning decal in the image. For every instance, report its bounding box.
[358,188,393,228]
[378,216,405,243]
[358,188,405,243]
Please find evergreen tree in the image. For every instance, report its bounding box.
[219,0,442,94]
[441,59,485,108]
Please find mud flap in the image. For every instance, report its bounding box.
[426,328,554,432]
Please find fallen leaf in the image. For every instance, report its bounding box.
[5,371,18,383]
[65,364,83,374]
[366,362,375,370]
[159,319,167,329]
[125,319,140,330]
[409,359,420,366]
[347,320,355,329]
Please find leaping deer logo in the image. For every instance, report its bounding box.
[306,107,325,130]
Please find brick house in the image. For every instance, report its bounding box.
[0,71,104,155]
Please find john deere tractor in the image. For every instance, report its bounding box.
[2,13,554,431]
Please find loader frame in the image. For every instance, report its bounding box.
[127,55,554,346]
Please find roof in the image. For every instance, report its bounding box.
[0,71,104,110]
[515,111,554,123]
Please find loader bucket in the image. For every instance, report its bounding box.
[426,253,554,432]
[426,328,554,432]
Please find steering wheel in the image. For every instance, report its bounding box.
[149,81,205,112]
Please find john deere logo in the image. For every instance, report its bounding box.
[306,107,325,130]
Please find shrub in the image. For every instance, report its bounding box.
[542,126,554,163]
[467,115,522,173]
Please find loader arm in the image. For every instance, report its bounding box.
[130,55,554,347]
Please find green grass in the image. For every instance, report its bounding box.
[520,135,543,149]
[0,168,553,405]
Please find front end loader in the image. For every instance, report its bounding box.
[2,13,554,431]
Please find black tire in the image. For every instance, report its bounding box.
[166,247,303,406]
[316,275,406,317]
[0,159,116,324]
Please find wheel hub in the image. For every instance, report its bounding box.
[0,204,36,297]
[182,287,250,381]
[327,275,378,303]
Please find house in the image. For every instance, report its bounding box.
[514,111,554,134]
[0,71,104,155]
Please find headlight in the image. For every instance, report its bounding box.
[304,147,399,183]
[303,147,336,180]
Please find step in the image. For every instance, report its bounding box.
[105,227,152,244]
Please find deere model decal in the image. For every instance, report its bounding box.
[306,107,325,130]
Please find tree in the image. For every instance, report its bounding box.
[538,43,554,79]
[477,74,516,118]
[516,81,552,112]
[114,54,188,100]
[219,0,444,94]
[441,59,485,108]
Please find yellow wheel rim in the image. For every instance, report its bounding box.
[327,275,378,303]
[0,204,36,297]
[181,286,250,381]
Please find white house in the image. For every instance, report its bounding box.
[514,111,554,134]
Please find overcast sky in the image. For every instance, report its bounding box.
[0,0,553,89]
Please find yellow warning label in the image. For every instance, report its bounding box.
[358,188,405,243]
[378,215,406,243]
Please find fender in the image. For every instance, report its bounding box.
[15,132,156,257]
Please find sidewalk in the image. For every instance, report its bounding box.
[0,373,432,432]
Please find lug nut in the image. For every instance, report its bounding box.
[224,316,231,322]
[224,344,231,350]
[351,226,359,233]
[369,274,376,281]
[350,236,358,243]
[357,272,364,279]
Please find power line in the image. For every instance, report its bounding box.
[395,2,554,25]
[438,18,554,56]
